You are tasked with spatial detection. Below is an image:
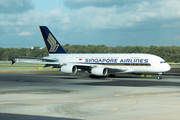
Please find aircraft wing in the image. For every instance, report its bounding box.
[105,66,129,73]
[66,63,130,74]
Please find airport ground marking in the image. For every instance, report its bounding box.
[128,95,135,97]
[141,75,152,77]
[70,73,76,75]
[68,94,139,118]
[106,78,113,81]
[109,108,120,110]
[126,95,139,107]
[142,94,152,96]
[68,91,180,118]
[115,94,122,96]
[31,105,44,107]
[68,103,79,119]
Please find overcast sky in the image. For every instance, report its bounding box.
[1,0,180,48]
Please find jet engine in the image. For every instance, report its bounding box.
[91,67,108,76]
[60,65,77,74]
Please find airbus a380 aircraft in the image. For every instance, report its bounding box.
[15,26,171,79]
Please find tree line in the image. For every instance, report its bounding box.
[0,44,180,62]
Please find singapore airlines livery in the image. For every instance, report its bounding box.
[15,26,171,79]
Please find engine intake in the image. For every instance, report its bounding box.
[91,67,108,76]
[60,65,77,74]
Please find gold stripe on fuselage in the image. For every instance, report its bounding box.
[96,64,151,66]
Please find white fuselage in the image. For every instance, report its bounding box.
[49,53,171,74]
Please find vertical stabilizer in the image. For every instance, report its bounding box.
[39,26,66,54]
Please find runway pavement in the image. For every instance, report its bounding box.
[0,74,180,120]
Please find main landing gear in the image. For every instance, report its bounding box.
[158,73,162,80]
[89,75,107,78]
[108,74,116,77]
[89,74,116,78]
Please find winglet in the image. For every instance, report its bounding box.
[10,59,15,65]
[39,26,66,54]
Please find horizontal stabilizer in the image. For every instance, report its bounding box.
[18,56,58,62]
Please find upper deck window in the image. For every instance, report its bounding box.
[160,61,166,63]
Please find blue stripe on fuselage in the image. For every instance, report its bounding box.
[74,62,151,66]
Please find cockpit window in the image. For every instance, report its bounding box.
[160,61,166,63]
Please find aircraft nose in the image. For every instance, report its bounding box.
[165,63,171,71]
[160,63,171,72]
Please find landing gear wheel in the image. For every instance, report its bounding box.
[89,75,107,78]
[108,74,116,77]
[157,73,162,80]
[89,75,98,78]
[157,76,162,80]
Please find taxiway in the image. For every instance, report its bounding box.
[0,74,180,120]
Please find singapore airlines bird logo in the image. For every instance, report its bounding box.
[47,33,59,52]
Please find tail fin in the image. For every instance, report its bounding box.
[39,26,66,54]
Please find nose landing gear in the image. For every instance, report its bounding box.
[158,73,162,80]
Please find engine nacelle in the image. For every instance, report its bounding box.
[60,65,77,74]
[91,67,108,76]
